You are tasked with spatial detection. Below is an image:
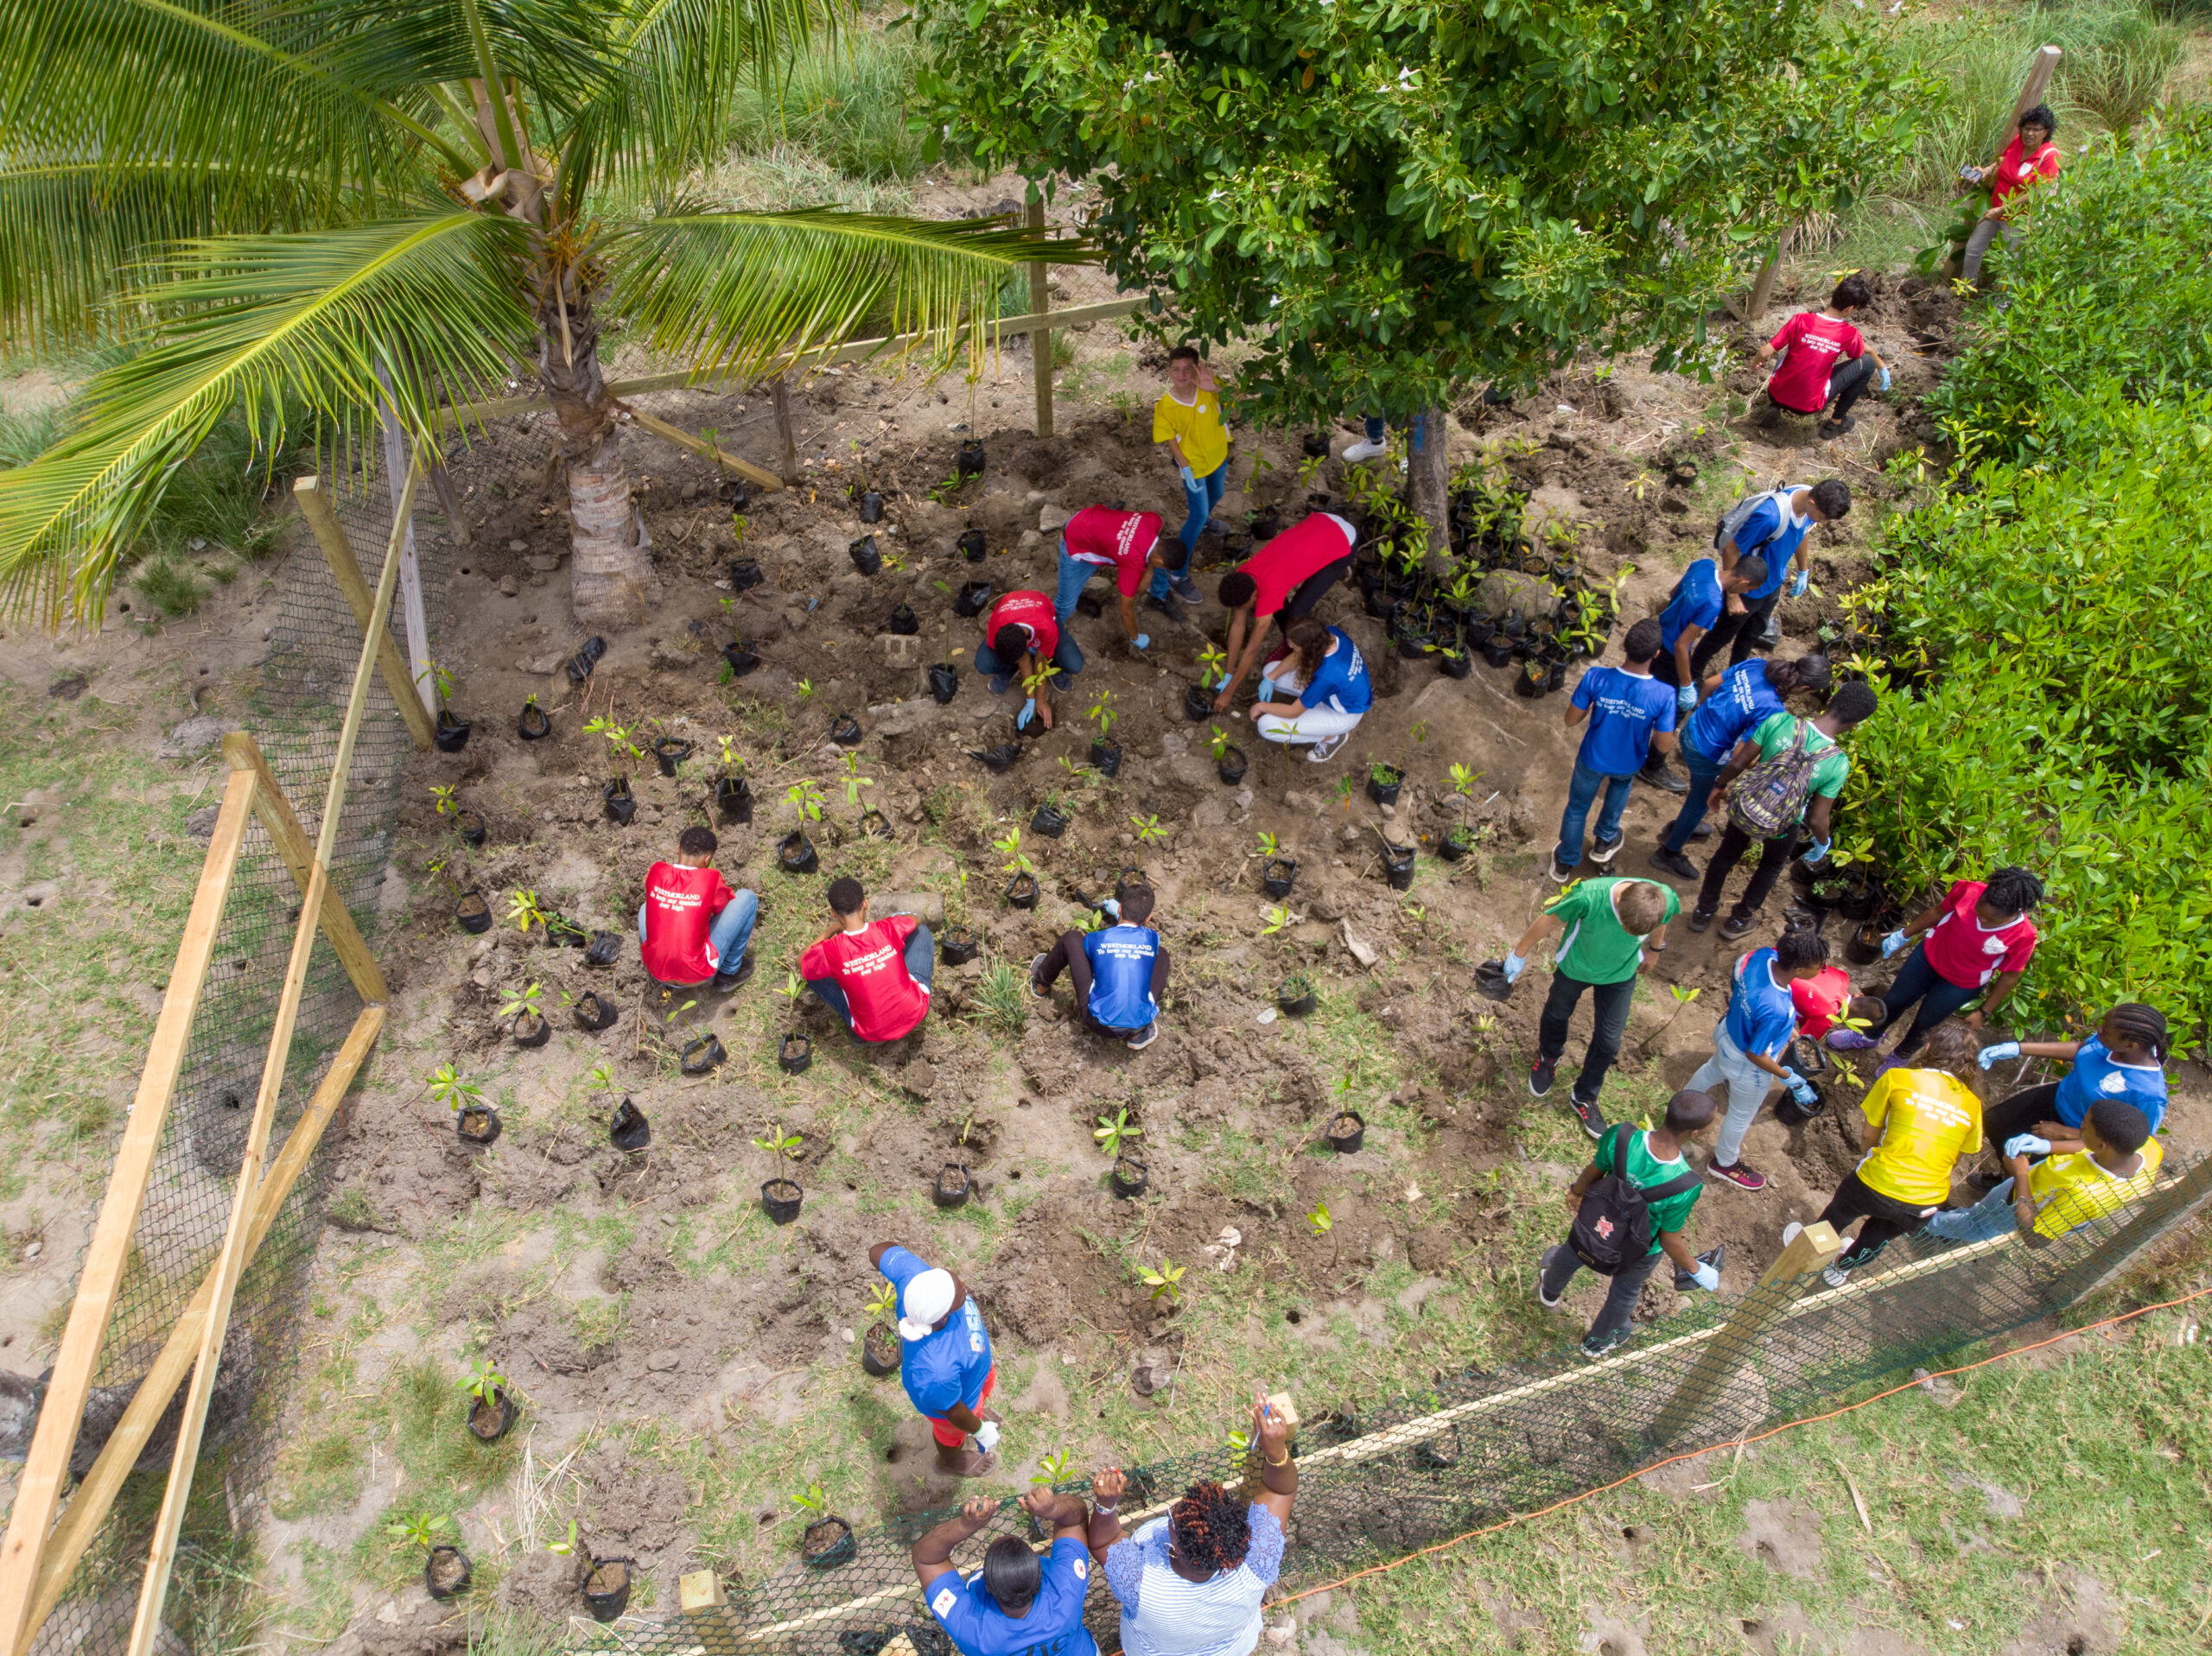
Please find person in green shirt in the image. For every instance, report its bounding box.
[1540,1088,1723,1357]
[1504,877,1678,1138]
[1691,680,1878,940]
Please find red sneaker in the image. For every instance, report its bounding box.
[1707,1158,1768,1192]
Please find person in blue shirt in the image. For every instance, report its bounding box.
[1973,1002,2168,1183]
[1244,618,1370,764]
[1691,479,1851,677]
[1687,929,1831,1191]
[1030,880,1173,1050]
[871,1241,999,1475]
[1648,654,1831,882]
[912,1488,1102,1656]
[1641,555,1767,794]
[1550,618,1678,884]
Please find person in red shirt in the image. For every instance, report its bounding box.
[1961,105,2061,285]
[799,879,934,1044]
[1789,963,1886,1055]
[976,588,1080,730]
[1052,505,1171,651]
[1209,511,1357,712]
[638,827,759,989]
[1869,866,2043,1060]
[1756,274,1891,441]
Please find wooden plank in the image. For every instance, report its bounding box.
[126,490,408,1656]
[375,378,438,721]
[2012,45,2061,125]
[291,476,436,753]
[223,731,389,1006]
[1652,1221,1842,1444]
[0,767,257,1656]
[624,409,785,493]
[19,1006,385,1651]
[771,378,798,485]
[1027,194,1054,440]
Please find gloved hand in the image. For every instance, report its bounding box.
[1881,929,1910,959]
[1800,838,1830,864]
[1099,898,1122,919]
[1503,951,1528,984]
[1878,366,1892,393]
[1677,683,1698,712]
[1132,633,1150,651]
[1179,464,1198,488]
[973,1420,1001,1455]
[1690,1262,1720,1292]
[2005,1133,2052,1159]
[1783,1070,1818,1106]
[1789,565,1810,599]
[1016,698,1037,732]
[1976,1040,2021,1070]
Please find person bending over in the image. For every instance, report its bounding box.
[1868,866,2042,1060]
[1032,880,1172,1050]
[1974,1002,2166,1180]
[1926,1100,2161,1250]
[638,826,759,991]
[1690,926,1832,1192]
[1695,479,1851,676]
[1211,511,1358,712]
[1649,654,1832,882]
[913,1489,1101,1656]
[799,878,932,1044]
[1757,273,1892,441]
[1055,504,1173,646]
[976,587,1081,731]
[1242,617,1370,764]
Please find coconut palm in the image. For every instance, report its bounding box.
[0,0,1078,625]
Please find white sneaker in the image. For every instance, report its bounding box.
[1782,1221,1803,1247]
[1821,1265,1850,1289]
[1307,733,1346,762]
[1342,439,1388,463]
[1027,954,1052,1000]
[1536,1247,1567,1310]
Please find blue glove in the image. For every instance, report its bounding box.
[1132,633,1150,650]
[1099,898,1121,919]
[1789,565,1810,599]
[1977,1040,2021,1070]
[1016,698,1037,732]
[1179,464,1198,488]
[1881,929,1910,959]
[1878,366,1892,393]
[1676,684,1697,713]
[2005,1133,2052,1159]
[1800,838,1830,864]
[1503,951,1528,984]
[1690,1262,1720,1292]
[1783,1070,1818,1106]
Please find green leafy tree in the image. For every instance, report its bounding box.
[0,0,1090,627]
[918,0,1916,558]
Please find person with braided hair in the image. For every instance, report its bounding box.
[1089,1393,1297,1656]
[1868,866,2043,1059]
[1970,1002,2169,1187]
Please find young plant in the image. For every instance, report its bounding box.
[1447,762,1479,799]
[786,779,825,824]
[796,677,817,700]
[1205,724,1236,762]
[1308,1200,1341,1270]
[429,1064,480,1112]
[1197,643,1229,688]
[1094,1107,1142,1158]
[506,889,547,934]
[793,1484,830,1518]
[461,1358,506,1405]
[841,751,875,809]
[429,784,458,817]
[429,661,457,706]
[1130,813,1168,846]
[497,981,543,1025]
[1087,689,1119,743]
[586,1063,617,1095]
[1639,983,1704,1056]
[974,961,1028,1036]
[1255,830,1281,860]
[753,1121,803,1171]
[717,734,741,771]
[584,716,643,763]
[546,1519,580,1557]
[1033,1449,1078,1486]
[1137,1259,1187,1305]
[994,827,1034,879]
[1261,905,1291,937]
[1332,775,1358,809]
[386,1513,447,1552]
[866,1279,898,1328]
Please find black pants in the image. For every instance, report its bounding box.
[1034,930,1171,1035]
[1279,555,1351,625]
[1980,1082,2062,1164]
[1866,942,1982,1058]
[1537,970,1636,1102]
[1819,1170,1936,1272]
[1827,354,1876,422]
[1691,589,1780,676]
[1541,1241,1663,1338]
[1695,820,1799,921]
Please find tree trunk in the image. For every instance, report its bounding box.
[1408,405,1453,577]
[540,287,652,626]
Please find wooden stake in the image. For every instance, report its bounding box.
[374,372,437,722]
[292,476,437,753]
[1651,1221,1843,1445]
[624,407,785,492]
[2012,46,2062,126]
[771,377,798,486]
[1027,190,1054,440]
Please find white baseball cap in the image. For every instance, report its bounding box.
[898,1269,957,1341]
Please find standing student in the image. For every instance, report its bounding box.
[799,878,933,1044]
[1641,553,1767,792]
[1505,876,1678,1137]
[871,1240,998,1475]
[1693,480,1852,676]
[1153,346,1230,607]
[1539,1088,1723,1358]
[1649,654,1832,881]
[638,826,760,991]
[1032,881,1172,1050]
[1242,617,1370,764]
[976,587,1080,730]
[1689,928,1831,1192]
[1960,105,2061,285]
[1868,866,2043,1059]
[1756,274,1893,441]
[1210,512,1357,712]
[1550,618,1677,883]
[1055,504,1173,649]
[1690,679,1878,939]
[1974,1003,2167,1171]
[1925,1100,2161,1248]
[913,1490,1101,1656]
[1790,1023,1986,1285]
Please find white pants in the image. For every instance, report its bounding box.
[1688,1025,1777,1168]
[1253,663,1364,746]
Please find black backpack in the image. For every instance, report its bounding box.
[1570,1131,1701,1276]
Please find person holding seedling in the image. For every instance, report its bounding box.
[1242,617,1370,763]
[1925,1098,2160,1249]
[638,825,758,991]
[870,1240,999,1476]
[1550,617,1677,883]
[1640,552,1767,796]
[1031,879,1171,1050]
[913,1488,1103,1656]
[1754,273,1892,441]
[1649,653,1832,883]
[1866,866,2043,1061]
[1973,1002,2167,1183]
[1690,927,1832,1192]
[1154,346,1231,608]
[799,878,932,1044]
[976,587,1080,731]
[1211,511,1358,712]
[1055,504,1174,644]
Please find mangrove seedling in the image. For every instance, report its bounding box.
[1094,1107,1142,1158]
[796,677,816,700]
[866,1279,898,1325]
[1447,763,1479,799]
[1261,905,1291,937]
[1033,1450,1078,1486]
[1197,643,1229,688]
[753,1121,803,1166]
[387,1513,448,1552]
[587,1063,617,1095]
[1131,813,1168,846]
[583,717,643,763]
[786,779,826,823]
[1255,830,1281,860]
[1309,1200,1341,1269]
[497,981,543,1025]
[461,1358,506,1408]
[430,784,458,816]
[428,1064,480,1112]
[840,751,874,809]
[507,889,548,935]
[994,828,1033,879]
[1639,983,1704,1056]
[1086,688,1118,742]
[793,1484,830,1519]
[1331,775,1358,809]
[1137,1259,1186,1305]
[547,1519,579,1558]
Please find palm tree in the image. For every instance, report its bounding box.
[0,0,1077,626]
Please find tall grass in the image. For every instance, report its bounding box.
[725,29,927,183]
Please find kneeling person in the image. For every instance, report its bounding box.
[1032,882,1170,1050]
[639,826,759,990]
[799,878,932,1044]
[1926,1100,2160,1249]
[976,588,1080,730]
[913,1491,1100,1656]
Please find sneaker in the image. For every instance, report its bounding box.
[1343,438,1389,463]
[1687,908,1714,933]
[1640,758,1691,796]
[1781,1221,1804,1247]
[1966,1168,2008,1193]
[1536,1247,1567,1310]
[1708,1158,1768,1192]
[1819,415,1858,440]
[1821,1265,1851,1289]
[1581,1326,1631,1359]
[1168,573,1203,605]
[1142,591,1185,624]
[1649,847,1700,882]
[1306,732,1347,763]
[986,673,1014,695]
[712,954,755,993]
[1547,853,1575,885]
[1528,1056,1558,1098]
[1125,1021,1159,1051]
[1689,820,1715,841]
[1027,953,1052,1000]
[1569,1090,1605,1139]
[1588,833,1624,866]
[1718,912,1759,941]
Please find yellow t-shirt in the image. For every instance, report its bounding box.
[1856,1068,1984,1206]
[1153,387,1229,479]
[2024,1138,2163,1238]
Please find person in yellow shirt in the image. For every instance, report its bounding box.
[1789,1024,1984,1285]
[1150,346,1231,614]
[1924,1100,2160,1248]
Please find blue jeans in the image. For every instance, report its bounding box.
[1052,535,1115,623]
[1157,460,1227,591]
[975,633,1082,693]
[1361,414,1428,450]
[637,889,759,986]
[1661,745,1728,854]
[1925,1178,2022,1245]
[806,926,936,1042]
[1869,943,1981,1057]
[1554,758,1635,868]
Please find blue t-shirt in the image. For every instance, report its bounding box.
[1722,947,1798,1060]
[1656,559,1725,656]
[2052,1034,2168,1133]
[878,1245,992,1418]
[927,1537,1099,1656]
[1682,659,1786,764]
[1571,665,1676,776]
[1724,492,1812,602]
[1083,924,1160,1031]
[1300,629,1372,714]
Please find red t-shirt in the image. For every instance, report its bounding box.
[1766,311,1866,414]
[1790,965,1853,1039]
[1989,135,2060,208]
[1921,879,2038,989]
[1063,507,1163,596]
[641,862,736,984]
[798,914,930,1041]
[982,589,1058,662]
[1238,514,1356,617]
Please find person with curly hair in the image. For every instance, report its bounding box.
[1089,1394,1297,1656]
[1868,866,2043,1060]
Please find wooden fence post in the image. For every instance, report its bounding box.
[291,476,438,754]
[1027,188,1054,440]
[1652,1221,1844,1445]
[771,377,798,485]
[2012,45,2062,126]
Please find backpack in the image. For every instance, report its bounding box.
[1570,1130,1701,1276]
[1725,716,1819,838]
[1712,485,1797,559]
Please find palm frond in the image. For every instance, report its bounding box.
[603,206,1092,384]
[0,210,533,626]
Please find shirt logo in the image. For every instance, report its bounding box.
[1983,936,2006,955]
[932,1587,957,1618]
[2100,1073,2126,1094]
[1073,1558,1088,1581]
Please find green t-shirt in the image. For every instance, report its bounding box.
[1596,1124,1700,1254]
[1748,711,1850,800]
[1546,877,1681,985]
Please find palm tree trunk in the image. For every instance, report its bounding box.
[539,286,652,626]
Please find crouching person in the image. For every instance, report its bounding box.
[976,587,1081,731]
[1925,1101,2160,1250]
[1032,881,1170,1050]
[799,878,932,1044]
[913,1490,1101,1656]
[1244,619,1370,764]
[639,826,758,990]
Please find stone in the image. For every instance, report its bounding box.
[160,716,226,758]
[525,553,563,573]
[507,538,527,553]
[871,891,947,925]
[185,805,221,841]
[646,1348,680,1372]
[499,574,519,597]
[1039,504,1071,534]
[1341,921,1379,968]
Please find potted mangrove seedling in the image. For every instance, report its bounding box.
[609,1096,652,1152]
[1096,1107,1147,1198]
[830,712,863,746]
[1207,725,1249,786]
[795,1486,855,1568]
[1326,1107,1366,1154]
[1378,832,1417,891]
[995,828,1039,909]
[391,1513,471,1601]
[849,534,883,575]
[518,692,551,741]
[429,663,471,752]
[714,740,752,825]
[433,1063,499,1146]
[1366,761,1403,806]
[652,733,694,777]
[454,889,492,935]
[461,1357,518,1442]
[499,980,549,1048]
[928,660,960,703]
[933,1163,971,1209]
[1086,689,1122,777]
[953,577,992,618]
[581,1549,633,1622]
[957,525,988,561]
[1255,830,1298,897]
[1278,974,1316,1018]
[1031,793,1072,837]
[1440,761,1482,861]
[860,1280,900,1376]
[780,779,825,873]
[756,1119,805,1221]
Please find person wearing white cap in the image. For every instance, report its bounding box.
[870,1240,999,1476]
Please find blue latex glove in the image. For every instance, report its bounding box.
[1676,684,1697,713]
[1016,698,1037,732]
[1179,464,1198,488]
[1977,1040,2022,1070]
[1878,365,1892,392]
[1689,1262,1720,1292]
[1800,838,1830,864]
[1783,1070,1818,1106]
[1099,898,1121,919]
[1789,565,1810,599]
[1132,633,1150,651]
[2005,1133,2053,1159]
[1503,951,1528,984]
[1880,929,1910,959]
